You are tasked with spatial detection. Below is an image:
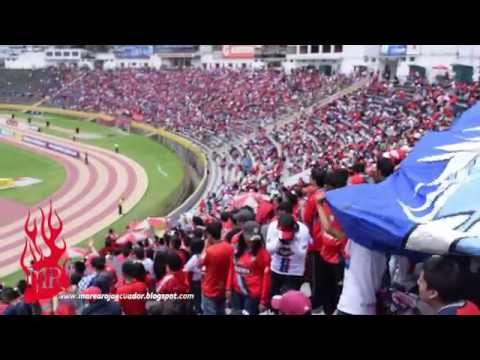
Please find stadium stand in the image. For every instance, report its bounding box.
[2,66,480,316]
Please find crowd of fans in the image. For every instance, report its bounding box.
[2,158,480,316]
[273,75,480,175]
[198,74,480,223]
[1,67,480,316]
[48,68,356,145]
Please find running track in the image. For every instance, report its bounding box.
[0,123,148,277]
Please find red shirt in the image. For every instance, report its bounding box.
[116,280,148,315]
[320,202,347,264]
[201,241,233,299]
[449,95,457,106]
[443,106,454,118]
[177,249,188,266]
[302,188,323,252]
[457,301,480,315]
[226,248,271,305]
[144,273,156,292]
[256,200,275,225]
[348,174,365,185]
[303,184,318,197]
[156,270,190,294]
[231,232,242,246]
[293,203,301,221]
[222,219,234,236]
[0,303,8,315]
[99,243,119,257]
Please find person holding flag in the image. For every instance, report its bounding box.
[327,104,480,314]
[333,158,394,315]
[314,170,348,315]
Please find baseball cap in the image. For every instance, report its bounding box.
[278,213,297,241]
[242,221,262,241]
[271,291,312,315]
[233,208,255,223]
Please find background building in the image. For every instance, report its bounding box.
[200,45,264,70]
[1,45,479,83]
[284,45,480,83]
[4,47,91,69]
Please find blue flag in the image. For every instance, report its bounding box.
[326,102,480,257]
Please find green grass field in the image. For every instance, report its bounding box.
[0,111,186,286]
[0,141,66,205]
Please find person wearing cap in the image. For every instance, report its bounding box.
[226,221,271,315]
[233,208,256,225]
[230,208,256,246]
[271,290,312,316]
[266,213,312,298]
[262,200,297,240]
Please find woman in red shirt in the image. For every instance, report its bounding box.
[226,221,271,315]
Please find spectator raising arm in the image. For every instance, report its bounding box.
[316,192,346,241]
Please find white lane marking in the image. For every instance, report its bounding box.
[157,165,168,177]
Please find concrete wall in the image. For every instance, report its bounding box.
[129,122,208,222]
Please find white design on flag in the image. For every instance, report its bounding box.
[398,127,480,254]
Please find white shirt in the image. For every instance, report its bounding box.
[266,220,311,276]
[142,258,154,275]
[184,254,202,282]
[388,255,415,290]
[337,240,387,315]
